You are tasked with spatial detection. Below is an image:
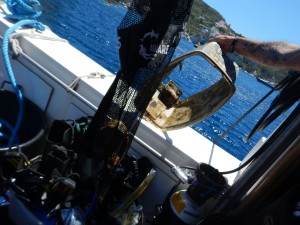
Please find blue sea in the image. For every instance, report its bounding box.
[39,0,291,160]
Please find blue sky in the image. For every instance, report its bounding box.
[203,0,300,45]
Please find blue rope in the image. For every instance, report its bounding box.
[0,118,19,147]
[2,20,44,147]
[0,118,15,135]
[4,0,42,20]
[1,0,45,148]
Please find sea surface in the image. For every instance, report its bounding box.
[39,0,291,160]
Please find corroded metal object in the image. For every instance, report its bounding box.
[145,42,239,130]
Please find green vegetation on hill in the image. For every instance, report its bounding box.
[187,0,223,35]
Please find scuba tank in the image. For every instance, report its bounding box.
[152,163,228,225]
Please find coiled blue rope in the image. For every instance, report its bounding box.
[1,0,45,148]
[4,0,42,20]
[0,118,15,146]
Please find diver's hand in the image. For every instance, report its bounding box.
[208,35,237,53]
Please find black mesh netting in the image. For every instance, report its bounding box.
[81,0,194,164]
[77,0,194,213]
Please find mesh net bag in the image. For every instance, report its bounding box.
[83,0,194,165]
[79,0,195,215]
